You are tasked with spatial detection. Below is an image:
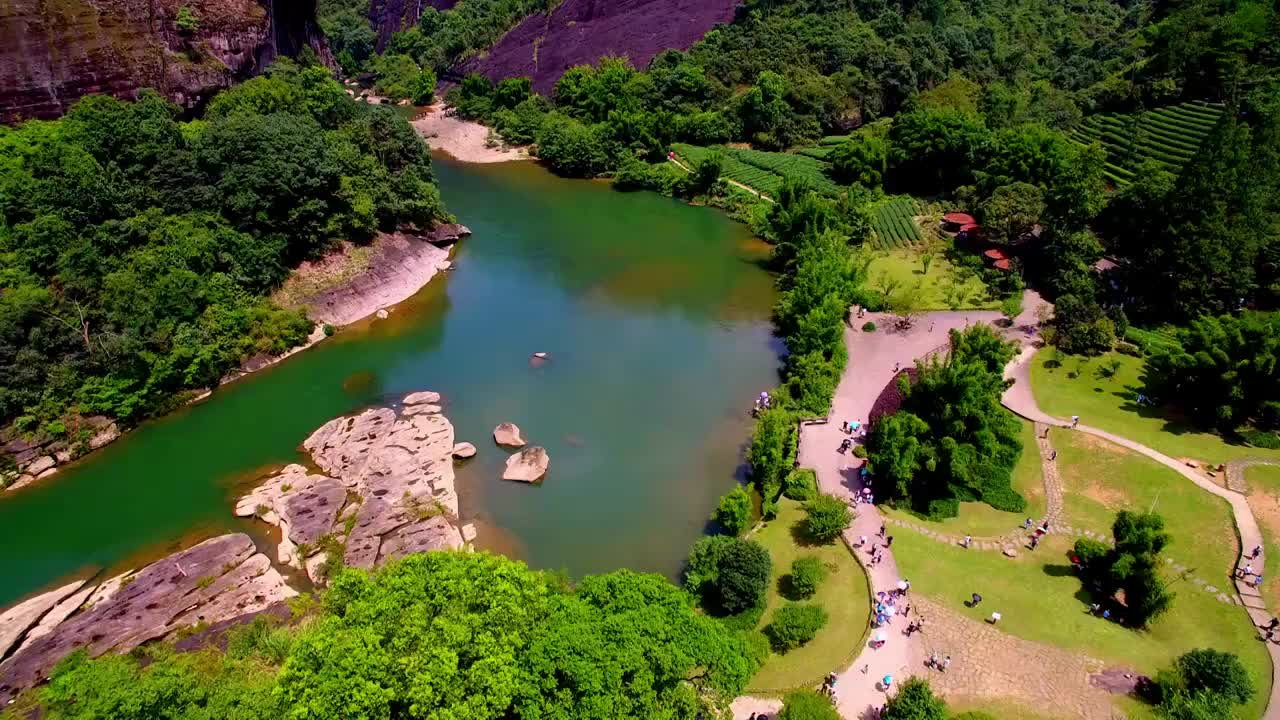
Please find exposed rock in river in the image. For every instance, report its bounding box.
[243,390,464,573]
[494,422,527,447]
[503,446,550,483]
[0,392,469,703]
[276,229,465,328]
[452,441,477,459]
[0,534,294,702]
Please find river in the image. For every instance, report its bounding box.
[0,159,781,608]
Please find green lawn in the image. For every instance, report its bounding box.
[866,249,997,312]
[893,528,1271,720]
[1246,464,1280,612]
[882,419,1045,538]
[747,499,871,693]
[1029,350,1280,465]
[950,698,1076,720]
[1053,428,1239,578]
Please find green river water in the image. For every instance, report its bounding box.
[0,159,780,608]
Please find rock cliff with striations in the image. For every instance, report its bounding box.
[0,0,330,122]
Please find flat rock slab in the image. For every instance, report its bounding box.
[452,441,477,459]
[503,446,550,482]
[0,534,294,703]
[494,422,526,448]
[0,579,87,660]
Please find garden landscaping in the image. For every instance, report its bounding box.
[1030,350,1280,465]
[1052,428,1240,578]
[747,499,871,693]
[891,519,1271,720]
[880,419,1045,539]
[865,249,998,312]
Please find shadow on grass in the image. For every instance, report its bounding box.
[788,519,830,548]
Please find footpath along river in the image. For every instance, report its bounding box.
[0,159,781,608]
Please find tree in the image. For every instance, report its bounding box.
[982,182,1044,243]
[1051,294,1115,355]
[1072,511,1174,627]
[534,114,608,178]
[714,485,753,535]
[1173,649,1254,705]
[882,677,949,720]
[787,556,826,598]
[276,552,759,720]
[804,495,852,543]
[887,108,990,193]
[370,53,422,101]
[715,538,772,614]
[765,603,828,651]
[867,326,1024,518]
[831,135,889,187]
[779,689,841,720]
[1145,312,1280,431]
[410,67,437,106]
[685,536,772,615]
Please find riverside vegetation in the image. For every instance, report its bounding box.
[0,59,449,474]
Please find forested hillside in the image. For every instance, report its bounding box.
[0,61,448,456]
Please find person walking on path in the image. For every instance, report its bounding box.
[963,535,972,549]
[1071,415,1080,428]
[1050,450,1057,461]
[885,535,894,548]
[879,523,886,537]
[1254,545,1263,559]
[941,655,951,673]
[1264,617,1279,631]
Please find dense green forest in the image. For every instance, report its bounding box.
[0,61,448,453]
[13,553,761,720]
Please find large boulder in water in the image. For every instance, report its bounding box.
[494,423,526,448]
[452,442,477,459]
[503,447,550,483]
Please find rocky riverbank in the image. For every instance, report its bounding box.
[3,226,469,493]
[0,392,472,702]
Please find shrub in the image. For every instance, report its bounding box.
[882,677,948,720]
[852,445,867,458]
[1243,429,1280,449]
[322,323,336,337]
[787,556,826,599]
[765,603,828,651]
[1172,649,1254,705]
[804,496,851,542]
[176,5,200,33]
[779,689,841,720]
[714,486,753,536]
[782,468,818,500]
[1115,340,1142,356]
[687,536,772,615]
[862,321,876,332]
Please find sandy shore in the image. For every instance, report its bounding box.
[412,104,529,163]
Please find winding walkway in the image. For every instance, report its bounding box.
[1001,346,1280,720]
[734,293,1280,719]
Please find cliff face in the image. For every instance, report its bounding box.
[0,0,330,122]
[368,0,457,51]
[456,0,740,94]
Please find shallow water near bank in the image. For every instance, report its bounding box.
[0,160,780,608]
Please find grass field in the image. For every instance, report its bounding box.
[747,499,871,693]
[1246,464,1280,612]
[866,249,998,311]
[1052,428,1239,578]
[892,529,1272,720]
[950,698,1076,720]
[882,420,1046,538]
[1029,350,1280,465]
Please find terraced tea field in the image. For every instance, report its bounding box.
[870,196,924,249]
[723,148,841,195]
[671,143,785,197]
[1069,101,1226,184]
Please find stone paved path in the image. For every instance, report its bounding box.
[732,293,1280,720]
[912,597,1113,719]
[1002,346,1280,720]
